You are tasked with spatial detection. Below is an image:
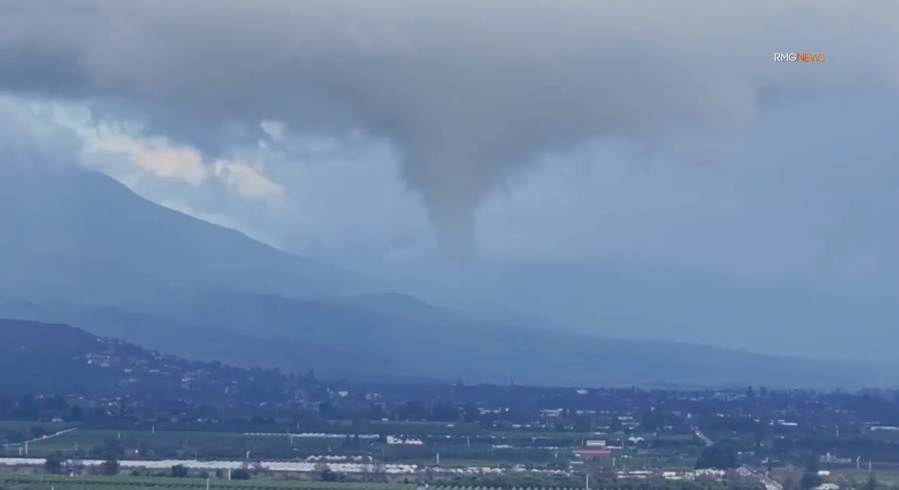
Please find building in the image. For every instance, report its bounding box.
[573,448,611,459]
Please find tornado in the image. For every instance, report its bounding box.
[1,0,897,258]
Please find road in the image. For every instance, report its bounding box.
[694,427,714,447]
[1,428,78,449]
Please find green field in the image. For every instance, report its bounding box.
[0,422,80,432]
[0,474,415,490]
[16,429,348,458]
[826,469,899,486]
[17,427,672,460]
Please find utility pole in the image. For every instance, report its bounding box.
[586,473,590,490]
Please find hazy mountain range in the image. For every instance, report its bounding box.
[0,161,894,388]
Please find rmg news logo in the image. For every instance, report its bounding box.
[774,52,825,62]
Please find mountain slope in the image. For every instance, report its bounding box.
[2,293,890,389]
[0,318,130,395]
[0,300,399,379]
[0,163,894,388]
[484,261,899,363]
[0,163,361,305]
[343,259,899,363]
[0,318,306,403]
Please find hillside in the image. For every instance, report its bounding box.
[0,301,399,380]
[348,260,899,363]
[0,318,188,397]
[0,296,889,389]
[0,163,894,388]
[0,163,361,306]
[0,318,305,405]
[144,291,897,388]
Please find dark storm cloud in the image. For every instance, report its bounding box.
[1,0,897,255]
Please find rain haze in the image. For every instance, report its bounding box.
[1,0,899,387]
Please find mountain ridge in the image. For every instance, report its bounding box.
[0,162,364,303]
[0,295,890,389]
[0,162,895,388]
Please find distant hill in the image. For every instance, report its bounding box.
[345,259,899,363]
[0,318,148,396]
[473,261,899,363]
[0,301,399,380]
[0,318,305,404]
[1,296,890,389]
[0,163,894,388]
[0,162,362,307]
[156,290,893,389]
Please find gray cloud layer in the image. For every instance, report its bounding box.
[2,0,898,255]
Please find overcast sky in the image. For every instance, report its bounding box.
[1,0,898,299]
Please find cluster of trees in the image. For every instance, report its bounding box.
[0,394,84,422]
[797,454,822,490]
[695,442,740,470]
[43,441,120,476]
[44,440,260,479]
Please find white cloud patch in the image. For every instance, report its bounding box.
[85,126,209,186]
[32,104,209,185]
[214,160,283,200]
[2,97,428,262]
[261,120,287,142]
[0,96,82,168]
[32,102,283,203]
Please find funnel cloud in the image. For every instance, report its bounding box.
[1,0,897,255]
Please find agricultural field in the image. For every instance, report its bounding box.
[0,472,765,490]
[825,469,899,487]
[15,429,352,459]
[0,474,416,490]
[1,423,82,455]
[15,427,690,465]
[0,422,80,433]
[367,422,484,437]
[0,473,717,490]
